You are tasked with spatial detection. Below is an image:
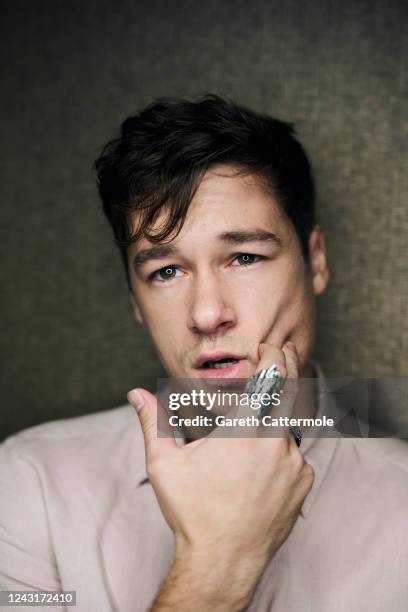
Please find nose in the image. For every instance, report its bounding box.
[187,269,237,336]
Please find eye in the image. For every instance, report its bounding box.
[232,253,263,266]
[151,265,182,282]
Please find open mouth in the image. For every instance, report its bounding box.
[201,357,239,369]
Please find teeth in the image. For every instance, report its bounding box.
[204,358,238,369]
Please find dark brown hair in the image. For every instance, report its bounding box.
[95,94,316,290]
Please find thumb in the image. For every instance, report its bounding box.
[127,388,177,461]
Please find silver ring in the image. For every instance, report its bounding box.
[245,364,283,420]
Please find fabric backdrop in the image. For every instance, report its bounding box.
[1,0,407,440]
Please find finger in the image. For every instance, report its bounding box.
[127,388,178,462]
[256,342,299,437]
[282,341,299,381]
[278,341,299,418]
[252,343,287,423]
[256,342,287,378]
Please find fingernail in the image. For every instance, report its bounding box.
[127,389,145,412]
[285,341,296,350]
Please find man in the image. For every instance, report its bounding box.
[1,95,407,611]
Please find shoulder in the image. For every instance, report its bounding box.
[2,403,137,445]
[0,406,146,589]
[0,404,146,487]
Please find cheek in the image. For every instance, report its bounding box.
[244,262,315,350]
[277,278,316,366]
[135,292,181,349]
[146,310,180,348]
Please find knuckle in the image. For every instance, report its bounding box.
[289,448,305,472]
[146,454,164,478]
[303,463,315,486]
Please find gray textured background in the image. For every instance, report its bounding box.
[1,0,407,440]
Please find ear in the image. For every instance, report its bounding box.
[308,225,330,296]
[129,291,144,325]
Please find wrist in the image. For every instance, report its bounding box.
[172,538,266,608]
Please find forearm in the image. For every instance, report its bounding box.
[149,545,265,612]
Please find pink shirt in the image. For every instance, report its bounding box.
[1,366,408,611]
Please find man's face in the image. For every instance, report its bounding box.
[127,165,329,380]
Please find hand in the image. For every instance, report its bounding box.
[249,340,301,429]
[127,342,315,609]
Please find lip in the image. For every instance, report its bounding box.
[193,355,248,385]
[194,351,245,369]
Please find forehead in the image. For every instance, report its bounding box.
[131,165,290,251]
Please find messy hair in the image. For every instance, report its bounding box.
[95,94,316,290]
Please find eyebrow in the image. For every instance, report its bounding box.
[132,229,281,271]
